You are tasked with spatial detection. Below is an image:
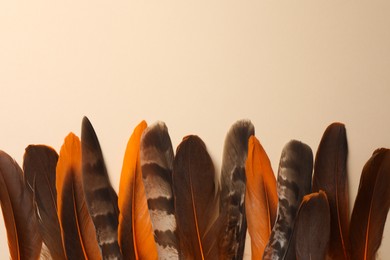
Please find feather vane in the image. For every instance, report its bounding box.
[56,133,101,260]
[350,148,390,260]
[0,150,42,260]
[118,121,158,260]
[245,136,278,259]
[263,140,313,260]
[23,145,66,260]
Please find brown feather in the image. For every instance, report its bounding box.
[23,145,66,260]
[245,136,278,259]
[0,150,42,260]
[118,121,158,260]
[173,135,219,260]
[293,191,331,260]
[81,116,122,259]
[56,133,101,260]
[312,122,350,260]
[349,148,390,260]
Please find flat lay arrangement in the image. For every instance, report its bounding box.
[0,117,388,260]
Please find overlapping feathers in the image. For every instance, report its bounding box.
[0,118,389,260]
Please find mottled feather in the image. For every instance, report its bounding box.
[263,140,313,260]
[219,120,254,260]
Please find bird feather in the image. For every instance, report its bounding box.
[118,120,158,260]
[219,120,254,260]
[172,135,219,260]
[349,148,390,260]
[140,121,179,259]
[56,133,101,260]
[312,122,350,260]
[263,140,313,260]
[0,150,42,260]
[292,191,331,260]
[23,145,66,260]
[245,136,278,259]
[81,116,122,259]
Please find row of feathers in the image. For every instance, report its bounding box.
[0,117,389,260]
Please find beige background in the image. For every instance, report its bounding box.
[1,1,390,259]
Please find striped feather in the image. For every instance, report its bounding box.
[140,121,179,259]
[81,117,122,259]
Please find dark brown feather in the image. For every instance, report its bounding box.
[293,191,331,260]
[81,116,122,259]
[312,122,350,259]
[173,135,219,260]
[23,145,66,260]
[0,150,42,260]
[350,148,390,260]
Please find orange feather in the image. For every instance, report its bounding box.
[245,136,278,259]
[118,121,158,260]
[56,133,101,260]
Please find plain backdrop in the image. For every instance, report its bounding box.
[1,1,389,259]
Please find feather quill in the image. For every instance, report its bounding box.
[263,140,313,260]
[23,145,66,260]
[118,121,158,260]
[292,191,331,260]
[219,120,254,260]
[245,136,278,259]
[312,122,349,260]
[173,135,219,260]
[81,116,122,259]
[140,121,179,259]
[56,133,101,260]
[0,150,42,260]
[349,148,390,260]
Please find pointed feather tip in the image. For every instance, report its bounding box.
[58,133,81,165]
